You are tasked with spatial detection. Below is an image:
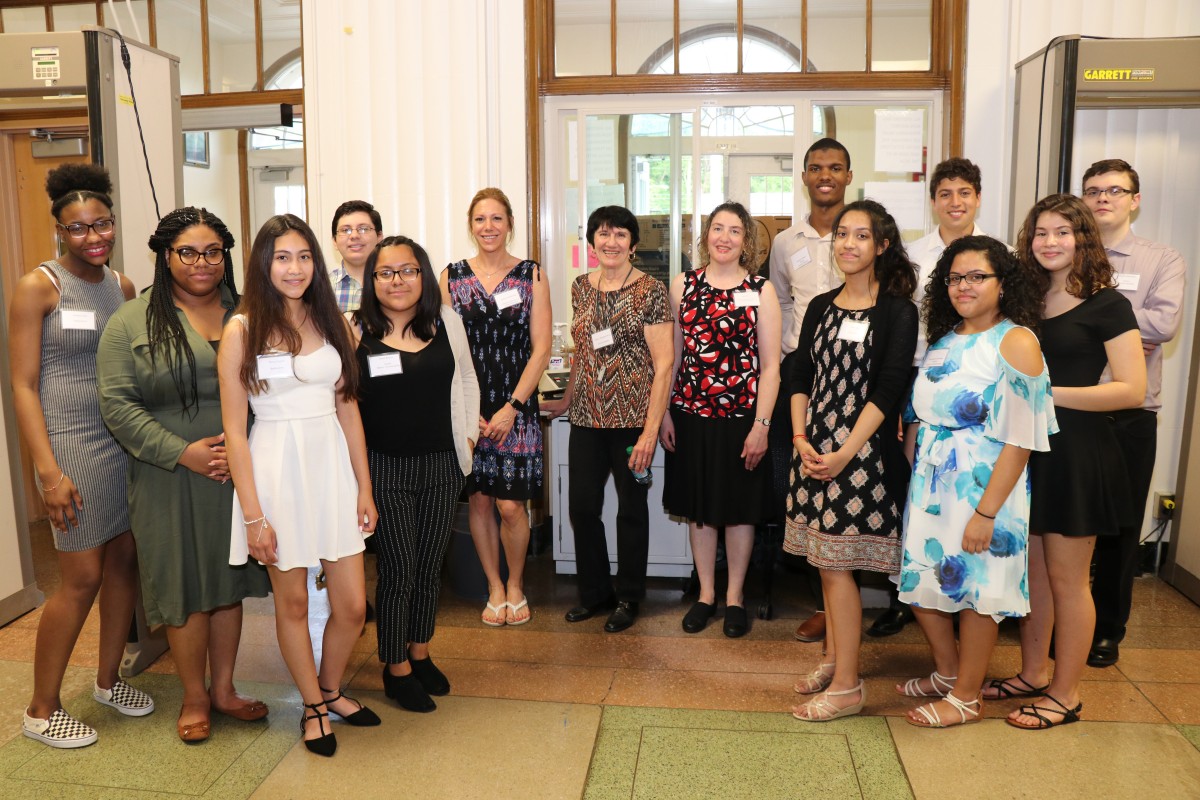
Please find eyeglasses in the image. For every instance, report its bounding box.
[170,247,225,266]
[1082,186,1135,199]
[945,273,999,287]
[374,267,421,283]
[336,225,377,237]
[57,218,115,238]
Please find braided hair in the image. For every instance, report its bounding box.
[46,163,113,218]
[145,207,239,416]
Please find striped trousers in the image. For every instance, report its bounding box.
[368,448,465,664]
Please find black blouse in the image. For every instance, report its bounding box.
[357,323,455,456]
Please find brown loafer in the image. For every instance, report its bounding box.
[794,611,826,642]
[177,707,211,743]
[212,699,269,721]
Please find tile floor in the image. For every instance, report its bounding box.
[2,521,1200,798]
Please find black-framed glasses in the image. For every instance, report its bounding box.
[1082,186,1135,199]
[170,247,226,266]
[374,267,421,283]
[945,273,999,287]
[57,218,115,238]
[336,225,377,237]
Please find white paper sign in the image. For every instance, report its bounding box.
[591,328,615,349]
[790,248,812,269]
[864,181,928,233]
[494,288,522,309]
[368,352,403,377]
[733,290,761,308]
[256,353,294,380]
[60,309,96,330]
[874,108,925,173]
[1115,273,1141,292]
[924,350,948,368]
[838,318,870,342]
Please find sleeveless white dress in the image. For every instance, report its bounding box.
[228,324,369,570]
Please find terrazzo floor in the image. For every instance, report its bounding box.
[2,520,1200,798]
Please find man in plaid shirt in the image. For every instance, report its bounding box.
[328,199,383,312]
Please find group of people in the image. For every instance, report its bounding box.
[8,135,1184,755]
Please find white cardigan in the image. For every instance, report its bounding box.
[441,304,481,475]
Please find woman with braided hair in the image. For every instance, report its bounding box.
[98,207,271,743]
[8,163,150,749]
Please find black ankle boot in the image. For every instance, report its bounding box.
[382,667,436,713]
[409,657,450,696]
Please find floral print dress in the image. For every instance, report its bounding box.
[897,319,1057,619]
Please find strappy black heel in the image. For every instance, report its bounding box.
[319,686,382,727]
[301,701,337,757]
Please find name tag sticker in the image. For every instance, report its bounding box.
[790,248,812,269]
[733,290,760,308]
[1115,273,1140,292]
[591,328,615,349]
[494,288,522,309]
[60,309,96,330]
[837,318,870,343]
[924,350,948,368]
[256,353,294,380]
[368,352,403,377]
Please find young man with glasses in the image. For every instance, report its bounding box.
[328,200,383,312]
[1081,158,1186,668]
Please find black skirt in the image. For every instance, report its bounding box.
[663,408,771,527]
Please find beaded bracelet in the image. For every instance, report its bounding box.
[35,470,65,494]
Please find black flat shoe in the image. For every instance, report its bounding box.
[682,601,716,633]
[604,601,639,633]
[301,701,337,757]
[723,605,749,638]
[319,686,381,726]
[1087,638,1120,668]
[565,596,617,623]
[409,656,450,696]
[866,605,915,637]
[382,668,436,713]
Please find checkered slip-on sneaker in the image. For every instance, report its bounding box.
[93,680,155,716]
[23,708,98,749]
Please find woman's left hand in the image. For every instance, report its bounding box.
[358,489,378,535]
[806,447,851,480]
[961,510,994,554]
[483,404,517,442]
[740,424,770,471]
[629,430,657,474]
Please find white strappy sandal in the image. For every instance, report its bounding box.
[793,662,836,695]
[792,681,866,722]
[907,691,982,728]
[896,670,956,698]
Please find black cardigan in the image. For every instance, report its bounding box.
[790,287,918,507]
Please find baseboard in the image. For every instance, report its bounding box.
[0,582,44,627]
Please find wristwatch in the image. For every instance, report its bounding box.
[755,416,771,427]
[507,395,526,413]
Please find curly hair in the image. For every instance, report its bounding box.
[1016,193,1114,299]
[236,214,359,400]
[832,200,917,298]
[929,157,982,198]
[923,235,1046,346]
[355,235,442,343]
[145,207,239,416]
[697,201,760,275]
[46,163,113,219]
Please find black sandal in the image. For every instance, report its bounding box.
[301,701,336,756]
[1007,693,1082,730]
[984,674,1048,700]
[319,686,381,727]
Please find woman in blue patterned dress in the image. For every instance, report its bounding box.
[896,236,1056,727]
[440,188,551,626]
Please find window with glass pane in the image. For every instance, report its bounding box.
[617,0,672,75]
[2,7,47,33]
[156,0,204,94]
[555,0,612,77]
[678,0,737,74]
[52,4,97,32]
[807,0,866,72]
[871,0,931,71]
[262,1,302,89]
[103,1,151,46]
[742,0,804,73]
[208,1,256,93]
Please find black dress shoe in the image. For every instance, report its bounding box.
[866,605,915,638]
[723,605,749,638]
[565,596,617,623]
[409,656,450,696]
[1087,638,1120,668]
[603,601,639,633]
[682,601,716,633]
[382,667,436,712]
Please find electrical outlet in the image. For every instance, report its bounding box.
[1154,492,1176,520]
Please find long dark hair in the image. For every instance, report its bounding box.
[924,235,1046,346]
[146,207,239,416]
[236,214,359,400]
[355,235,442,342]
[832,199,917,298]
[46,163,113,218]
[1016,193,1114,299]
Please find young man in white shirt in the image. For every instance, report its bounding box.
[768,138,854,643]
[1082,158,1186,668]
[328,200,383,312]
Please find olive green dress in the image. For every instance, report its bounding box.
[97,286,270,627]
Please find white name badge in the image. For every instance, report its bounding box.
[256,353,295,380]
[60,309,96,330]
[924,350,948,368]
[1115,273,1140,292]
[494,288,522,309]
[591,328,615,349]
[733,290,761,308]
[790,248,812,269]
[368,352,403,377]
[837,318,870,343]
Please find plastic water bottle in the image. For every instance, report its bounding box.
[549,323,566,371]
[626,446,652,486]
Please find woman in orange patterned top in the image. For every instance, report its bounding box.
[543,206,674,634]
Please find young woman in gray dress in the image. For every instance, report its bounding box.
[8,164,153,748]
